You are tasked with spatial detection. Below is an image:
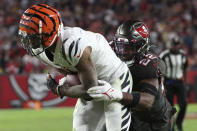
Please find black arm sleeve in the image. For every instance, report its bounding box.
[137,82,158,97]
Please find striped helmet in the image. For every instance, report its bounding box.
[18,4,62,56]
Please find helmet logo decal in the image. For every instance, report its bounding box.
[135,24,149,38]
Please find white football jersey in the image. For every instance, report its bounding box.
[37,27,128,82]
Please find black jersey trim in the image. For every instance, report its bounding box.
[74,38,81,56]
[127,88,131,93]
[62,38,71,65]
[121,115,130,128]
[121,71,130,89]
[122,109,130,119]
[120,73,125,80]
[121,105,127,111]
[121,127,128,131]
[68,41,75,61]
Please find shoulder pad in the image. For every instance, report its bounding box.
[130,54,159,79]
[61,37,82,66]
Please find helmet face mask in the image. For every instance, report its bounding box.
[19,32,46,56]
[18,4,62,56]
[114,39,141,61]
[114,20,150,62]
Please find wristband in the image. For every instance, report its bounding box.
[131,92,140,107]
[56,85,64,99]
[120,92,140,107]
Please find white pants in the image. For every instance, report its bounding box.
[73,70,133,131]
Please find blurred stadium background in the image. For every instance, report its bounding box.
[0,0,197,130]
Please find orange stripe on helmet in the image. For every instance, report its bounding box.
[19,4,61,47]
[37,4,61,25]
[29,7,56,36]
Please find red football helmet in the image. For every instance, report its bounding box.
[18,4,62,56]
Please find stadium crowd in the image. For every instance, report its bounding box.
[0,0,197,75]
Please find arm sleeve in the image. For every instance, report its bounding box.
[137,82,158,97]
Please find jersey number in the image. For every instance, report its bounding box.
[139,54,157,66]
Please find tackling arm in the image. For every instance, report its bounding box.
[87,78,159,111]
[121,78,159,111]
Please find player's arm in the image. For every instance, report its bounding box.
[47,47,97,99]
[121,78,159,111]
[87,78,159,111]
[60,46,97,98]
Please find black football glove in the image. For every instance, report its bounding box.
[46,73,63,98]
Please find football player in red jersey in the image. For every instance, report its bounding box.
[88,20,176,131]
[18,4,132,131]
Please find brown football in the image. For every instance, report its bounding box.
[65,74,81,86]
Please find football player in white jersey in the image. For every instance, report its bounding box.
[18,4,132,131]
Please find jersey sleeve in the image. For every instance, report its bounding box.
[61,37,92,67]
